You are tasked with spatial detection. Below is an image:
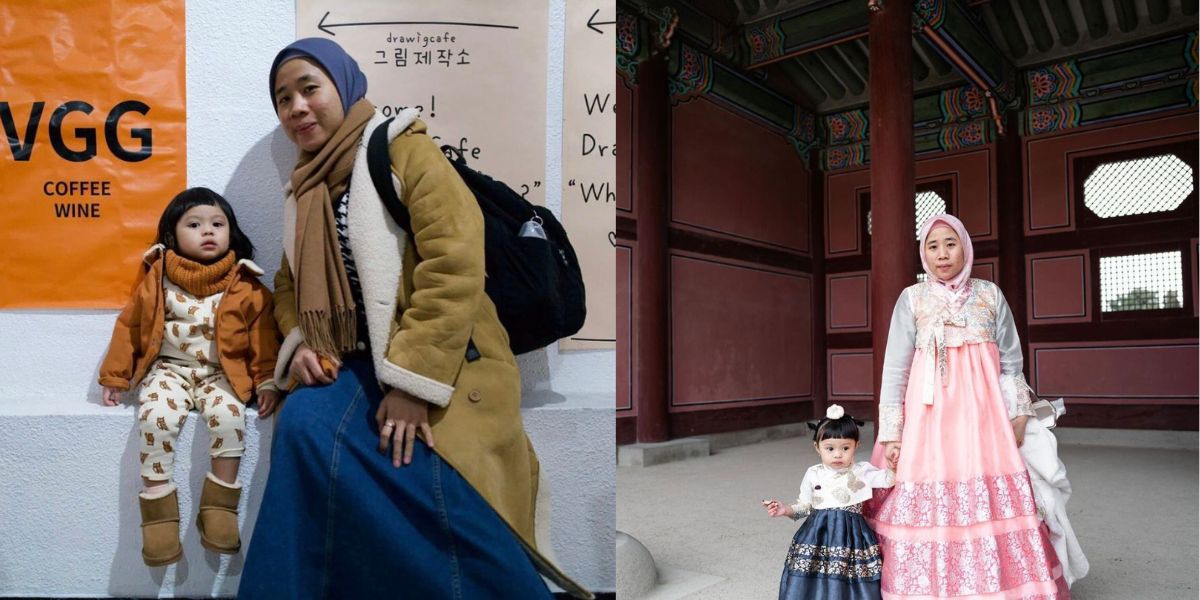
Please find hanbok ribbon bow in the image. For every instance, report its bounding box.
[920,311,967,406]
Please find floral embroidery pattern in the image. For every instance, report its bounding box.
[874,471,1037,527]
[879,527,1062,597]
[909,279,1000,353]
[786,540,882,578]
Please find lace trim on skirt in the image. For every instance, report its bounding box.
[873,472,1037,528]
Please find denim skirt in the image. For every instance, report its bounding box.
[238,355,551,599]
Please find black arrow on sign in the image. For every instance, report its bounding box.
[318,11,519,36]
[586,8,615,34]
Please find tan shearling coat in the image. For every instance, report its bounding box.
[273,109,589,599]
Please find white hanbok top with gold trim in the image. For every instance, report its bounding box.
[789,462,896,517]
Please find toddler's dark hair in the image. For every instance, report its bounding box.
[156,187,255,261]
[809,413,864,442]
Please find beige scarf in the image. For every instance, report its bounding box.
[165,250,238,297]
[289,99,375,357]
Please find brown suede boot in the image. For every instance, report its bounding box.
[139,485,183,566]
[197,473,242,554]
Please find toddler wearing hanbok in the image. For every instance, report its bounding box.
[764,405,896,600]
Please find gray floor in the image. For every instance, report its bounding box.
[617,434,1199,599]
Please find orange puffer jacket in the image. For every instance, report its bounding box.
[99,245,280,402]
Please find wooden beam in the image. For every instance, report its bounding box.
[741,1,869,69]
[915,0,1020,111]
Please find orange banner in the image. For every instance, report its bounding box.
[0,0,186,308]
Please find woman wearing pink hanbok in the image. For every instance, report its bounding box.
[869,214,1070,599]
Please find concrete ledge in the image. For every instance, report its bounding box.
[619,422,879,468]
[704,422,812,452]
[0,404,614,597]
[617,438,710,467]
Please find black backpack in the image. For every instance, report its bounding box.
[366,118,586,355]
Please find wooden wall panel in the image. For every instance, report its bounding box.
[827,271,871,332]
[828,350,873,399]
[1031,340,1199,404]
[916,147,996,240]
[616,244,634,412]
[1027,250,1092,323]
[973,257,997,283]
[825,168,870,257]
[617,75,634,214]
[671,97,810,252]
[1023,111,1198,235]
[670,255,812,411]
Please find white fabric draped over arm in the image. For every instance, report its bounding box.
[789,468,816,519]
[878,289,916,443]
[995,288,1038,420]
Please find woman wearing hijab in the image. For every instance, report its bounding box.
[238,38,590,599]
[869,214,1070,599]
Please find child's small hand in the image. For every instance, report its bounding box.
[763,499,794,518]
[102,387,122,406]
[257,388,282,418]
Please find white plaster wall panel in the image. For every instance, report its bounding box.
[0,413,270,597]
[523,405,616,591]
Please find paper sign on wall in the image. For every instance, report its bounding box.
[296,1,549,205]
[0,1,187,309]
[560,4,617,350]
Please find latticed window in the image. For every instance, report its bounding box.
[1084,154,1193,218]
[1100,251,1184,312]
[868,191,948,239]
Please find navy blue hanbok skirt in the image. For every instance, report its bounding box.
[779,503,882,600]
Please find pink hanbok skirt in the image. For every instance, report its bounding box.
[868,342,1069,599]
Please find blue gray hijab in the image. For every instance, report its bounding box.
[269,37,368,115]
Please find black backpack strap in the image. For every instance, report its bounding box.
[366,117,413,237]
[370,119,482,362]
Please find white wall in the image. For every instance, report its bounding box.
[0,0,614,595]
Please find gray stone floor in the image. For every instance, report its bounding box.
[617,432,1199,599]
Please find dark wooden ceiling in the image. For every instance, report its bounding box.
[674,0,1199,112]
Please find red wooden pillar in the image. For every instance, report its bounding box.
[997,110,1030,363]
[634,52,671,443]
[869,0,917,409]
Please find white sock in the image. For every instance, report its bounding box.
[140,482,176,499]
[206,472,241,489]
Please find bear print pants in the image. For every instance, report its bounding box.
[137,358,245,481]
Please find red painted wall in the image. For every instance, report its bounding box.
[617,77,634,215]
[670,255,812,412]
[1018,110,1198,428]
[1024,112,1197,235]
[621,64,1198,440]
[671,97,811,252]
[663,94,814,433]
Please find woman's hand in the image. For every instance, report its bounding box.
[290,343,339,387]
[102,387,122,406]
[257,388,282,418]
[1011,415,1029,447]
[884,441,902,466]
[762,500,794,518]
[377,388,436,467]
